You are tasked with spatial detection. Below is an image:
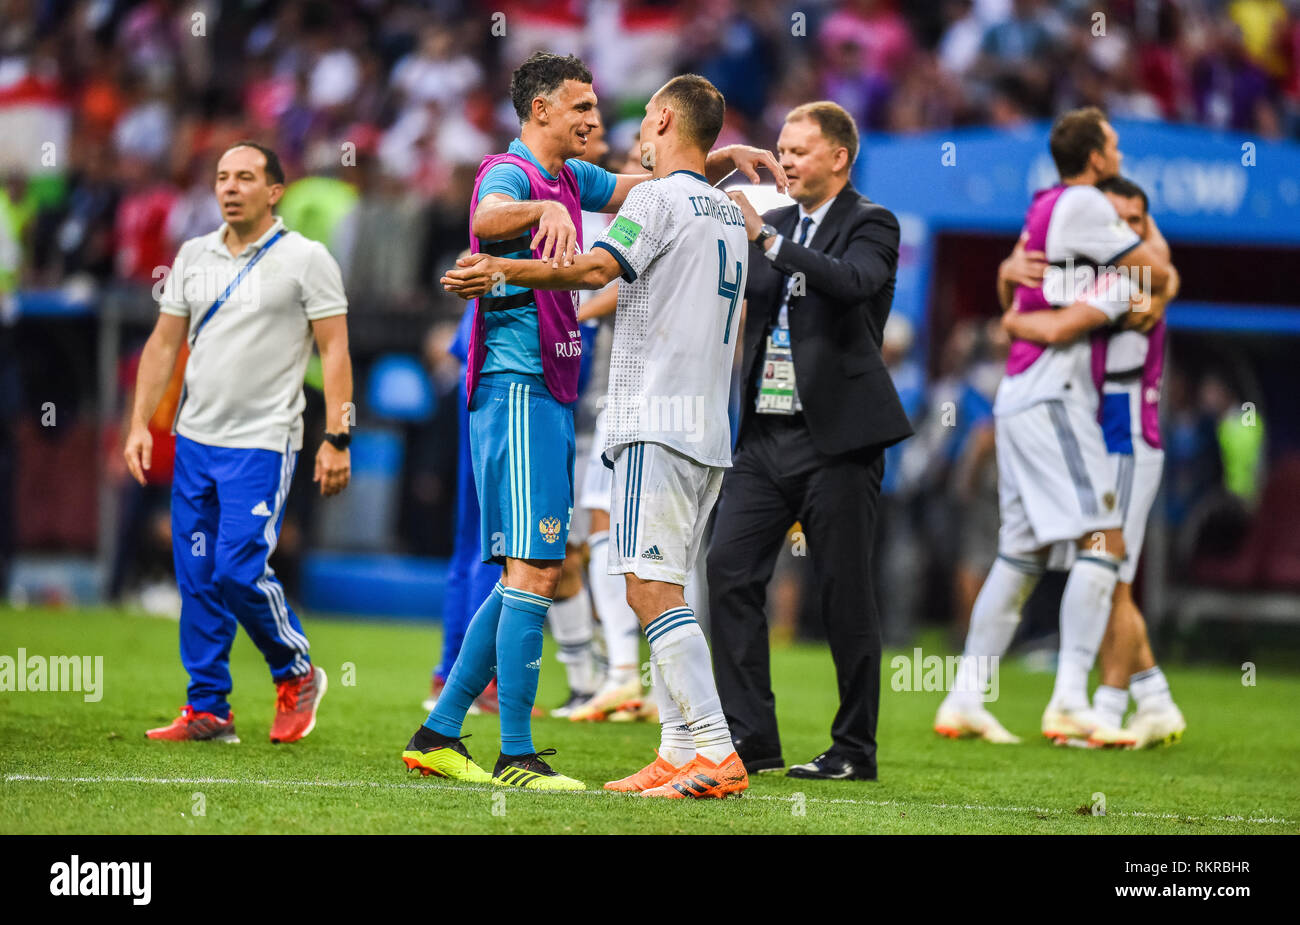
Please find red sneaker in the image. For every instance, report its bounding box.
[422,674,446,711]
[468,678,543,717]
[469,678,500,715]
[146,705,239,743]
[270,666,327,743]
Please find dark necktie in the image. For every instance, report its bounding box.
[796,215,813,245]
[778,216,815,317]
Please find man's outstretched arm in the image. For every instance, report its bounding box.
[601,145,787,212]
[442,249,624,300]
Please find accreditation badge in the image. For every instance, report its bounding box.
[756,325,798,415]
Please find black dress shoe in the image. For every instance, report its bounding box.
[733,738,784,773]
[786,751,876,781]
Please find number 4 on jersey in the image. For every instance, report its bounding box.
[717,238,742,343]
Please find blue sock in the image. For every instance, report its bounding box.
[497,587,551,756]
[425,582,504,737]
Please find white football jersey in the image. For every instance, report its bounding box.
[593,171,749,468]
[994,184,1140,416]
[1104,328,1149,373]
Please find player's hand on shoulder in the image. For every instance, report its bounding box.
[314,441,350,497]
[717,144,788,193]
[532,200,577,268]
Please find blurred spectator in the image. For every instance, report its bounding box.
[938,0,985,76]
[1229,0,1290,78]
[679,2,772,122]
[5,0,1300,302]
[53,139,119,280]
[820,0,915,80]
[1191,15,1280,132]
[113,155,179,283]
[975,0,1056,74]
[1200,372,1267,507]
[165,154,223,251]
[391,26,483,110]
[0,171,33,294]
[112,72,173,164]
[277,172,357,253]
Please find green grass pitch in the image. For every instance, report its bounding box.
[2,605,1297,834]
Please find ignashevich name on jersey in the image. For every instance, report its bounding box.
[592,170,750,469]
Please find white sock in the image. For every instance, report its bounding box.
[650,658,693,766]
[588,531,640,686]
[1051,553,1120,711]
[1093,684,1129,728]
[589,622,608,692]
[645,607,733,764]
[949,556,1042,709]
[683,555,705,618]
[1130,666,1174,712]
[548,591,595,695]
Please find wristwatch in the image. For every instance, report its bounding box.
[755,223,778,246]
[323,431,351,450]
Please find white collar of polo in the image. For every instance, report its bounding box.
[209,215,286,257]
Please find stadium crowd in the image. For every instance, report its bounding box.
[0,0,1283,632]
[6,1,1300,297]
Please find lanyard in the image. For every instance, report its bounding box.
[190,228,285,346]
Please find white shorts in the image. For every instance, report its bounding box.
[1112,442,1164,584]
[578,408,613,514]
[995,399,1122,557]
[608,440,723,586]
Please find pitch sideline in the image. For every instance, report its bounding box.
[4,774,1292,826]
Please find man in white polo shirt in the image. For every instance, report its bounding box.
[124,141,352,744]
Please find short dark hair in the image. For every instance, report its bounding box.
[224,140,285,186]
[1049,106,1108,179]
[510,52,593,124]
[786,100,860,165]
[1096,175,1149,213]
[655,74,725,151]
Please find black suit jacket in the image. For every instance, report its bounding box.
[739,183,913,457]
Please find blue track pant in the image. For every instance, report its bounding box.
[171,434,311,718]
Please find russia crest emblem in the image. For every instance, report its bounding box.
[539,516,562,543]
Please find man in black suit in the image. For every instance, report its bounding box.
[710,101,912,781]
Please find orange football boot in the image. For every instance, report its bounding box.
[639,750,749,799]
[604,751,686,792]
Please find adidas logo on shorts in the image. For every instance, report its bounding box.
[641,545,664,561]
[526,657,542,670]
